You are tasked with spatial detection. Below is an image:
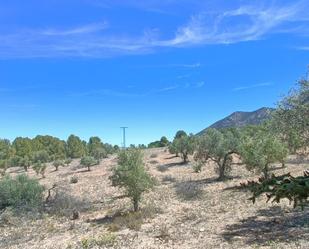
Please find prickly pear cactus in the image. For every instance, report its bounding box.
[242,171,309,209]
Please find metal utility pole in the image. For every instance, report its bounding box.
[120,127,128,149]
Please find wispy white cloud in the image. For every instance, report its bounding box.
[184,81,205,89]
[233,82,273,91]
[69,80,204,98]
[155,85,179,93]
[0,1,308,58]
[0,104,39,112]
[41,22,108,36]
[161,1,309,46]
[297,46,309,50]
[68,88,147,98]
[137,63,201,68]
[0,85,45,93]
[177,74,191,79]
[194,81,205,88]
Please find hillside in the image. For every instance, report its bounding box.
[1,148,308,249]
[198,107,274,135]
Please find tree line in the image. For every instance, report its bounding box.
[0,135,119,176]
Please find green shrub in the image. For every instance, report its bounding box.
[193,161,203,173]
[64,158,72,166]
[0,160,8,176]
[0,174,44,211]
[46,189,88,217]
[70,175,78,184]
[150,153,158,158]
[112,211,144,230]
[80,233,117,249]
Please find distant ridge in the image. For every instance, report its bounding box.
[198,107,275,135]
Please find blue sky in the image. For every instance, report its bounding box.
[0,0,308,146]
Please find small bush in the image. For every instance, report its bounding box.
[53,160,64,171]
[70,175,78,184]
[193,161,203,173]
[111,211,144,231]
[46,188,89,217]
[95,233,117,247]
[174,181,203,201]
[162,175,176,183]
[155,225,171,243]
[0,208,17,226]
[107,204,161,232]
[0,174,44,211]
[81,233,117,249]
[64,158,73,166]
[150,153,158,158]
[0,160,8,176]
[149,160,159,165]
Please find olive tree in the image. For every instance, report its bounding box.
[19,156,31,172]
[174,130,187,139]
[53,160,64,171]
[32,150,50,164]
[195,128,240,180]
[0,139,13,161]
[66,135,86,158]
[240,131,288,179]
[173,135,196,163]
[32,135,66,160]
[80,156,98,171]
[4,155,30,172]
[110,149,154,212]
[92,147,107,161]
[168,142,178,156]
[32,162,47,178]
[271,77,309,154]
[88,137,105,157]
[12,137,32,158]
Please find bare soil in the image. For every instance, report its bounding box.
[1,148,308,249]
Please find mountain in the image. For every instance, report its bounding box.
[198,107,275,135]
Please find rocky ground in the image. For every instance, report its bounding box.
[1,148,309,249]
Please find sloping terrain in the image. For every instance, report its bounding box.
[198,107,274,135]
[1,148,308,249]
